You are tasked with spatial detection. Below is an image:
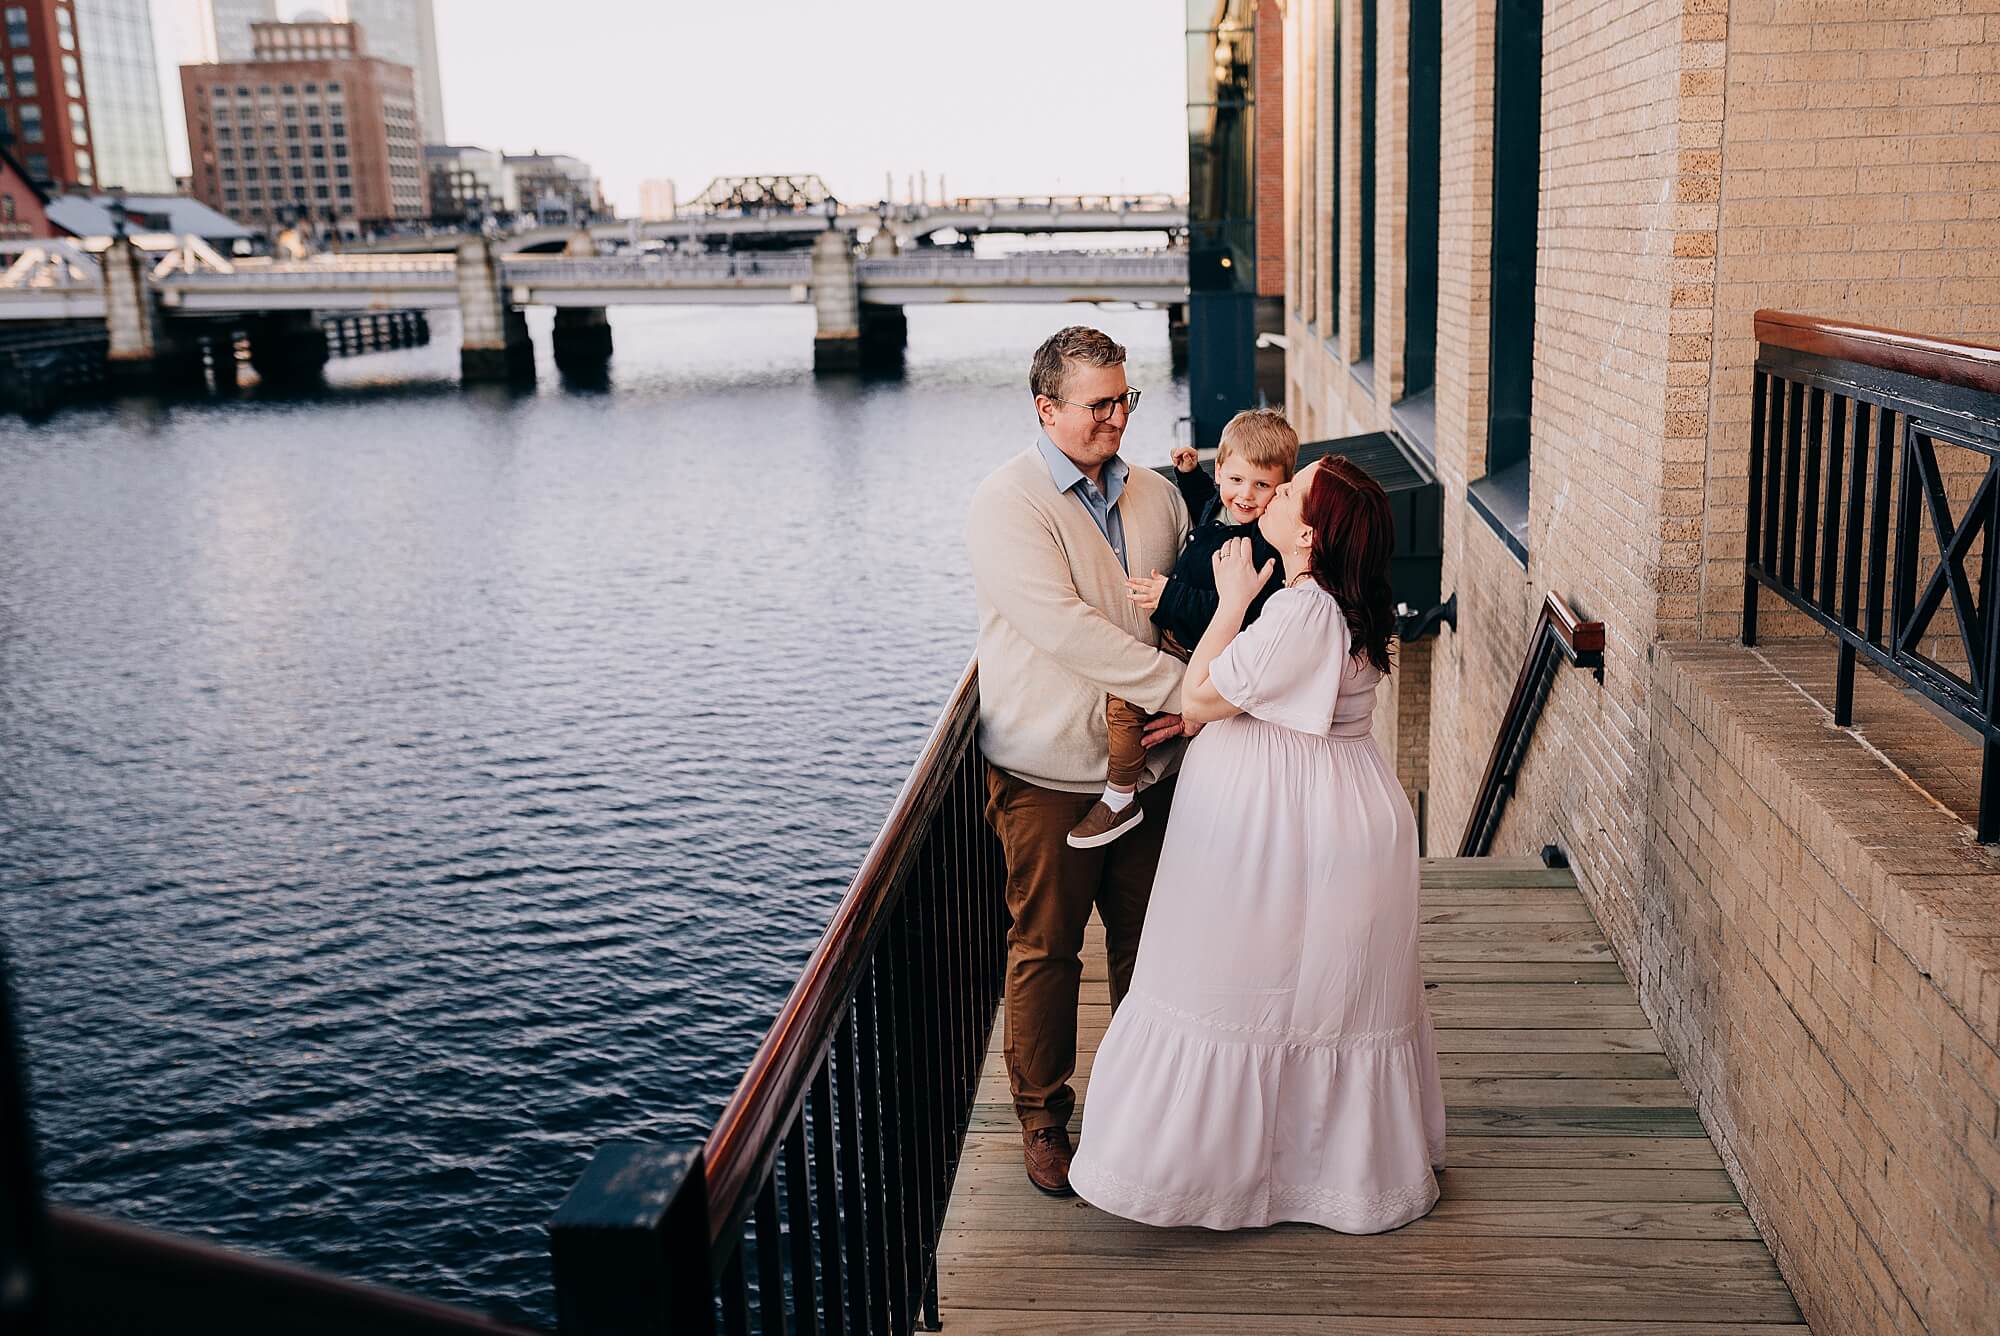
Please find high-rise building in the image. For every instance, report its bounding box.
[195,0,275,63]
[72,0,172,191]
[0,2,98,189]
[181,18,427,236]
[639,177,676,221]
[423,142,506,224]
[326,0,442,144]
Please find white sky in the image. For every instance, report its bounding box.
[149,1,1189,213]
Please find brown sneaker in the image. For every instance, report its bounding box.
[1066,799,1144,849]
[1022,1126,1076,1196]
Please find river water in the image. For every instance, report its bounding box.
[0,302,1186,1325]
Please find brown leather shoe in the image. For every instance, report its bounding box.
[1022,1126,1076,1196]
[1066,799,1144,849]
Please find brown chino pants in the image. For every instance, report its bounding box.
[983,764,1176,1133]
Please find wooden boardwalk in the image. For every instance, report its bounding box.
[935,857,1807,1334]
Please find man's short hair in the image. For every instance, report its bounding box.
[1030,325,1127,401]
[1216,408,1300,478]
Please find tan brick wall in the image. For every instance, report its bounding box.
[1698,0,2000,640]
[1256,5,1289,300]
[1652,644,2000,1333]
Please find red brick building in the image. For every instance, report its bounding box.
[1,0,98,190]
[181,19,426,237]
[0,139,53,235]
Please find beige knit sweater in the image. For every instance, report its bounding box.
[966,446,1193,793]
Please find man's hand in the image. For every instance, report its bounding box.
[1140,712,1187,748]
[1126,570,1168,611]
[1171,445,1200,474]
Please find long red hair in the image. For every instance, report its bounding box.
[1300,456,1397,673]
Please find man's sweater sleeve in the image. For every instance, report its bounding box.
[967,485,1185,714]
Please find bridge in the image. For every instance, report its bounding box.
[0,233,1189,388]
[347,194,1189,255]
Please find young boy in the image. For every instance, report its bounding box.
[1067,408,1299,848]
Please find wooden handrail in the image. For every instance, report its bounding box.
[1753,310,2000,396]
[44,1207,542,1335]
[1459,593,1604,857]
[701,658,980,1249]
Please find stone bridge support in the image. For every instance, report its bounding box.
[552,229,613,379]
[813,230,902,373]
[102,236,204,390]
[246,312,328,386]
[457,236,533,383]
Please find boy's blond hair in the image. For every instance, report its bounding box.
[1216,408,1300,478]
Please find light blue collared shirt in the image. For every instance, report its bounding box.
[1035,432,1129,572]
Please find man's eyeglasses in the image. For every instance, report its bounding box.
[1048,389,1142,423]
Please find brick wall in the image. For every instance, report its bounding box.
[1256,3,1288,299]
[1652,644,2000,1332]
[1696,1,2000,640]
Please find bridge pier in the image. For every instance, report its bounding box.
[457,237,534,384]
[102,236,204,391]
[247,312,328,386]
[552,229,613,380]
[812,231,901,373]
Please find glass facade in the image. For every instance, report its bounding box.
[199,0,276,63]
[1186,0,1256,294]
[74,0,174,192]
[332,0,444,143]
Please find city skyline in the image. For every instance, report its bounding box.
[147,0,1185,215]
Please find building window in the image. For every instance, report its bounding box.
[2,195,14,221]
[54,4,71,50]
[333,143,347,159]
[224,188,239,203]
[12,53,33,98]
[1473,0,1544,559]
[24,152,45,180]
[18,102,39,143]
[60,53,78,98]
[1403,0,1441,410]
[3,8,24,48]
[287,144,300,159]
[1356,0,1376,364]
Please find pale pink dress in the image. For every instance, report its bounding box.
[1068,582,1446,1232]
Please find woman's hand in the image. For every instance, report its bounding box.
[1170,445,1200,474]
[1126,571,1168,611]
[1212,536,1274,609]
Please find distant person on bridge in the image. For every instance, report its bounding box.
[965,325,1192,1197]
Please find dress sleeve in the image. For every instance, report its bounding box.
[1207,587,1350,725]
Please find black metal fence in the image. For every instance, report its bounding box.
[5,664,1007,1333]
[1742,310,2000,840]
[549,662,1007,1334]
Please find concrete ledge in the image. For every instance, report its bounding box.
[1649,640,2000,1332]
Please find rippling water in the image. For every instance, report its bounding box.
[0,303,1185,1325]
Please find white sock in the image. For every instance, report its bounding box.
[1101,785,1135,812]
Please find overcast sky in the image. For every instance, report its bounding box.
[150,1,1189,212]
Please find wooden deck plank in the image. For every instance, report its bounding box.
[932,857,1800,1329]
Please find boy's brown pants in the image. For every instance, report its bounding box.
[983,764,1176,1132]
[1105,632,1192,791]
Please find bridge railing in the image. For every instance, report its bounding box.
[1742,309,2000,840]
[549,661,1008,1334]
[504,255,812,285]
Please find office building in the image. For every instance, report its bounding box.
[195,0,275,63]
[182,18,426,235]
[1,1,96,188]
[424,141,507,224]
[639,177,675,221]
[504,150,598,225]
[326,0,442,143]
[73,0,173,191]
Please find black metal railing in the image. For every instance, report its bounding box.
[1459,593,1604,857]
[549,660,1008,1334]
[1742,310,2000,840]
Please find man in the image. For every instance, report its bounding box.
[965,325,1192,1195]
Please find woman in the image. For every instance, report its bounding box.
[1067,455,1446,1233]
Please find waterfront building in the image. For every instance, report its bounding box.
[181,18,426,238]
[72,0,172,192]
[0,1,97,189]
[423,141,507,225]
[193,0,274,63]
[0,138,53,234]
[503,150,600,225]
[325,0,443,144]
[638,176,676,221]
[1185,0,1285,445]
[1273,1,2000,1330]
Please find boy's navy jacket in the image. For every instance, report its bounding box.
[1150,465,1288,649]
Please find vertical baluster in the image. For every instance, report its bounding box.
[1780,381,1806,590]
[809,1062,847,1336]
[856,971,894,1335]
[898,891,936,1330]
[756,1173,789,1336]
[1868,407,1898,646]
[914,844,945,1332]
[721,1244,752,1336]
[834,1013,871,1336]
[874,945,911,1336]
[1800,386,1825,603]
[1762,373,1787,573]
[1818,390,1846,613]
[784,1112,820,1336]
[1843,400,1872,632]
[1744,367,1769,644]
[950,765,972,1121]
[1893,414,1921,658]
